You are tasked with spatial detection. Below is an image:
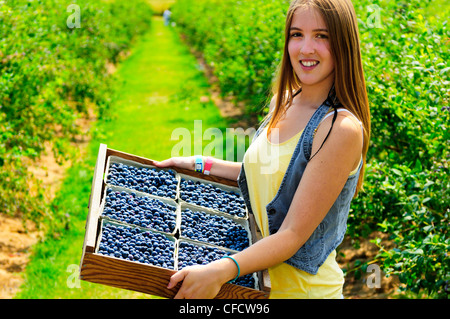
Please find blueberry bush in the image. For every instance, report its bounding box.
[171,0,449,298]
[0,0,153,230]
[172,0,287,111]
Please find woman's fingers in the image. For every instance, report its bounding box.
[168,269,194,299]
[153,156,194,170]
[167,265,223,299]
[153,158,174,168]
[167,269,187,289]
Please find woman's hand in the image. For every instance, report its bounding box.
[153,156,196,171]
[155,156,242,181]
[167,265,222,299]
[167,258,238,299]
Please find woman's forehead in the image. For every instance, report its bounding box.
[291,6,327,31]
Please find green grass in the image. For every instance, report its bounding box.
[102,17,227,159]
[422,0,449,18]
[15,16,228,299]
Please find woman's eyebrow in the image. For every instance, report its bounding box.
[290,27,329,32]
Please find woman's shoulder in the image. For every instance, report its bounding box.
[316,107,364,152]
[322,108,362,128]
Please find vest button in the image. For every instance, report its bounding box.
[268,208,276,215]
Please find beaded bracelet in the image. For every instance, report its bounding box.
[222,255,240,283]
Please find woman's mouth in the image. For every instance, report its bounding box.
[300,60,319,70]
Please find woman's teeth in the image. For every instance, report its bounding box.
[301,60,319,67]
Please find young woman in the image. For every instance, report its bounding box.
[154,0,370,299]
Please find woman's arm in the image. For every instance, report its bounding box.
[156,94,277,180]
[153,156,242,181]
[167,113,363,299]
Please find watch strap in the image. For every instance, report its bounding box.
[195,155,203,173]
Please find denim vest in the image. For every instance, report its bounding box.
[237,94,362,275]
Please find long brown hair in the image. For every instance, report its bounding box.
[268,0,371,195]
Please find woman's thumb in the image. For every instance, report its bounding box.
[167,270,186,289]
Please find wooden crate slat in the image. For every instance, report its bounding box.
[81,252,179,298]
[216,283,269,299]
[81,253,269,299]
[82,143,107,255]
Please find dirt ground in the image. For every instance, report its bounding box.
[337,232,401,299]
[0,215,43,298]
[0,98,95,299]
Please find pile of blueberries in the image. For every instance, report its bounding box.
[98,159,258,290]
[103,188,177,234]
[181,208,249,251]
[179,178,246,218]
[177,241,255,289]
[98,223,175,269]
[106,162,178,200]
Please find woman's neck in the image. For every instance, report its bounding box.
[297,79,334,109]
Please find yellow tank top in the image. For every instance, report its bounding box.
[243,126,357,299]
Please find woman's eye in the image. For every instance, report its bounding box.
[317,33,329,39]
[290,32,302,38]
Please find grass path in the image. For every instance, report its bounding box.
[15,16,229,299]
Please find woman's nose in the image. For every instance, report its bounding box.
[300,36,315,55]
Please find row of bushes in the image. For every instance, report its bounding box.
[171,0,449,298]
[0,0,153,231]
[173,0,288,110]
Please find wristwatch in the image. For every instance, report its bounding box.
[195,155,203,173]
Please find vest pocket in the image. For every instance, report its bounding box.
[300,222,325,262]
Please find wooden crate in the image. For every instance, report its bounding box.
[79,144,271,299]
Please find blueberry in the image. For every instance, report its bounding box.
[181,208,249,251]
[179,179,246,217]
[98,224,175,269]
[107,163,177,200]
[102,189,177,234]
[103,162,256,287]
[177,242,255,289]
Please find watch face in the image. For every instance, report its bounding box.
[196,164,201,170]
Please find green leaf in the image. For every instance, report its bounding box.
[439,66,450,75]
[414,159,422,171]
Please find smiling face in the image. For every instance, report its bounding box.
[288,6,335,90]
